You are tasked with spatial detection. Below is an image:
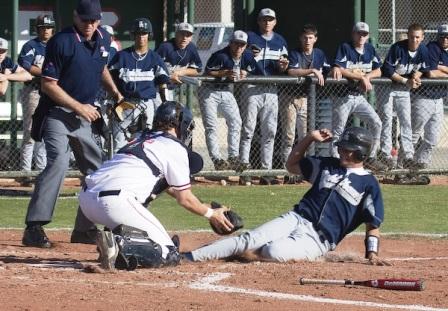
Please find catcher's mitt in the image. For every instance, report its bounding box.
[113,100,136,121]
[210,201,244,235]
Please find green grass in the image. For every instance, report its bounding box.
[0,184,447,233]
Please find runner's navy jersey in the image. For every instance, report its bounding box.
[205,46,262,81]
[41,26,111,105]
[293,157,384,249]
[334,42,382,96]
[247,31,288,76]
[109,47,170,100]
[0,56,18,73]
[288,47,331,94]
[156,39,202,72]
[417,41,448,99]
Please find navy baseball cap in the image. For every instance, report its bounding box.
[36,15,55,28]
[132,18,152,34]
[76,0,102,21]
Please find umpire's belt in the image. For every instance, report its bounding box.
[98,190,121,197]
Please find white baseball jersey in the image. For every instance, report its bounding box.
[85,131,191,203]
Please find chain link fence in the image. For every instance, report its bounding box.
[378,0,448,49]
[1,77,448,181]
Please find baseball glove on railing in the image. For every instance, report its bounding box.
[210,201,244,235]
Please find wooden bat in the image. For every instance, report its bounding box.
[299,277,425,291]
[180,76,202,86]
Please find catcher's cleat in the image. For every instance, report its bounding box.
[70,228,100,244]
[171,234,180,248]
[96,230,119,270]
[22,225,52,248]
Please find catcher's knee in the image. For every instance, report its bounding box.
[112,224,179,270]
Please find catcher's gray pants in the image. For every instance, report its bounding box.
[112,98,158,152]
[411,96,444,165]
[199,87,242,161]
[240,85,278,169]
[25,107,102,231]
[280,95,307,164]
[19,86,46,171]
[191,211,331,262]
[379,86,414,159]
[330,94,381,158]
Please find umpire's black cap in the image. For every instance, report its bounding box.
[131,18,152,34]
[36,15,55,28]
[76,0,102,20]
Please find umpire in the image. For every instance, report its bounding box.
[22,0,123,248]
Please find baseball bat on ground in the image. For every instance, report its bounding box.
[299,277,425,291]
[179,76,202,86]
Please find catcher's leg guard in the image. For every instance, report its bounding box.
[112,224,164,269]
[163,245,181,267]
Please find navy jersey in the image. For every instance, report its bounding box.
[109,47,170,100]
[293,157,384,249]
[41,26,111,105]
[156,39,202,72]
[334,42,382,96]
[18,37,47,88]
[418,41,448,99]
[0,56,18,74]
[205,46,262,81]
[288,48,330,94]
[381,40,430,79]
[247,31,288,76]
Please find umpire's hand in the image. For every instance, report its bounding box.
[75,103,101,122]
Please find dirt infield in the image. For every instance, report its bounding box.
[0,230,447,311]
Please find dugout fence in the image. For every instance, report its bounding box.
[0,77,447,179]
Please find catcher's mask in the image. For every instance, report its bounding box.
[153,101,195,146]
[335,127,373,161]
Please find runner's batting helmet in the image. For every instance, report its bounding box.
[335,127,372,161]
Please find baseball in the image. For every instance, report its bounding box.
[220,179,227,186]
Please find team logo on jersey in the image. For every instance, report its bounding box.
[319,170,365,206]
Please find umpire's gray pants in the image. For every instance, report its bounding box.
[411,97,444,165]
[191,211,331,262]
[379,87,414,159]
[240,85,278,169]
[199,87,242,161]
[331,94,382,158]
[25,107,102,230]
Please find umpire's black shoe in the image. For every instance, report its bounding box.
[22,225,52,248]
[70,228,100,244]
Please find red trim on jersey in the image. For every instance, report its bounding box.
[42,75,58,81]
[172,183,191,191]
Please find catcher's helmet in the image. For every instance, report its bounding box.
[335,127,373,161]
[36,15,55,28]
[153,101,194,146]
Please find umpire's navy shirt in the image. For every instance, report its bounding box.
[41,26,111,105]
[0,56,18,74]
[294,156,384,250]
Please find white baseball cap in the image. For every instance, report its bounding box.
[0,37,8,50]
[176,22,194,34]
[258,8,276,19]
[102,25,114,36]
[353,22,370,33]
[230,30,248,44]
[437,24,448,36]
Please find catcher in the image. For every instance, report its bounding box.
[79,101,240,270]
[183,127,390,266]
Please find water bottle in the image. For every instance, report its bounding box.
[232,63,240,82]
